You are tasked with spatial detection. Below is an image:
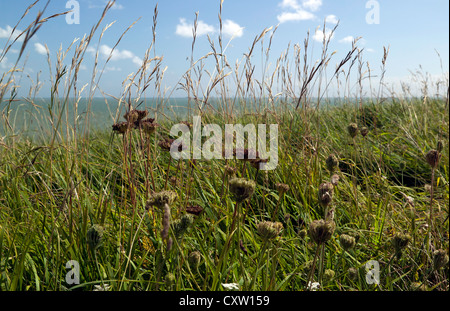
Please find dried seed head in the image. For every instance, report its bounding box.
[228,178,256,203]
[165,273,175,287]
[185,205,204,216]
[146,191,178,209]
[188,251,202,269]
[433,249,449,271]
[224,165,237,177]
[323,269,335,282]
[124,109,140,123]
[87,224,104,250]
[158,138,175,151]
[347,123,358,139]
[360,126,369,137]
[275,182,290,194]
[339,234,356,251]
[318,182,334,207]
[325,154,339,173]
[172,214,194,238]
[308,219,336,245]
[331,174,340,186]
[298,229,307,239]
[256,221,283,240]
[140,118,158,135]
[347,267,358,281]
[112,121,128,134]
[425,149,440,168]
[392,232,410,255]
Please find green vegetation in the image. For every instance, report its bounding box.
[0,1,448,291]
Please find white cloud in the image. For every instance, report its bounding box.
[366,48,375,53]
[325,14,339,25]
[277,9,315,23]
[312,27,334,42]
[175,18,243,38]
[222,19,244,38]
[302,0,322,12]
[88,1,124,10]
[175,18,215,38]
[87,44,142,66]
[0,56,11,69]
[339,36,354,44]
[0,25,24,42]
[34,43,48,55]
[277,0,320,23]
[280,0,301,10]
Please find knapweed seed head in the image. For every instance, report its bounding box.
[325,154,339,173]
[275,182,290,194]
[360,126,369,137]
[433,249,449,271]
[339,234,356,251]
[308,219,336,245]
[172,214,194,238]
[87,224,104,250]
[323,269,335,282]
[318,182,334,207]
[188,251,202,269]
[347,267,358,281]
[331,174,340,186]
[124,109,140,123]
[146,191,178,209]
[140,118,158,135]
[165,273,175,287]
[425,149,440,168]
[392,232,410,255]
[224,165,237,177]
[228,178,256,203]
[112,121,128,134]
[185,205,204,216]
[256,221,283,241]
[347,123,358,139]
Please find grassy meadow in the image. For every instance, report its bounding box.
[0,1,448,292]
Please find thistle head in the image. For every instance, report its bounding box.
[308,219,336,245]
[256,221,283,241]
[228,178,256,203]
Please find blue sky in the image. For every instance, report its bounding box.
[0,0,448,98]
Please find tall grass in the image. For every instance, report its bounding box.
[0,0,448,291]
